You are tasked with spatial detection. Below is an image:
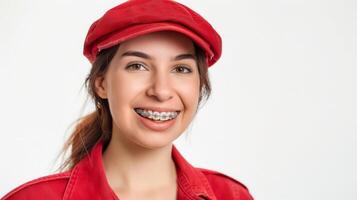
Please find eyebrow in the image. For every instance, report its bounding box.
[121,51,196,61]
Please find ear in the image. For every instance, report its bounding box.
[94,76,108,99]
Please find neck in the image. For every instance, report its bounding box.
[102,132,177,193]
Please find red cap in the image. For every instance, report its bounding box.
[83,0,222,67]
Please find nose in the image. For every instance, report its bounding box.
[146,71,174,102]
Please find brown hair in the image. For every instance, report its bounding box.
[58,43,211,171]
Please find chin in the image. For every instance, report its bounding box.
[131,131,181,150]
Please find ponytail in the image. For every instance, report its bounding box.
[58,45,119,171]
[58,111,100,170]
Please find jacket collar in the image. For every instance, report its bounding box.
[63,140,216,200]
[172,146,216,200]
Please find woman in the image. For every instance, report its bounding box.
[2,0,253,199]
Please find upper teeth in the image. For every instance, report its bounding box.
[135,108,179,121]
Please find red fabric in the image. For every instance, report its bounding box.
[83,0,222,67]
[2,141,253,200]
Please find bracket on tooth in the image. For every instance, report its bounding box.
[135,108,178,121]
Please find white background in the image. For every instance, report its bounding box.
[1,0,356,199]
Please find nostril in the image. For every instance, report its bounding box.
[146,89,174,102]
[146,79,174,101]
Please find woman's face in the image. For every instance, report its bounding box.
[95,31,200,149]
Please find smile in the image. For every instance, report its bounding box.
[134,108,180,121]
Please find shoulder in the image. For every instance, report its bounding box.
[197,168,254,200]
[1,171,71,200]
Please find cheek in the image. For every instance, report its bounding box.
[107,70,148,101]
[175,76,200,111]
[106,72,149,122]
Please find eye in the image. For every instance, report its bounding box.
[125,63,147,71]
[173,65,192,74]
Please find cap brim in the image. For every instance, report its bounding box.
[92,22,213,65]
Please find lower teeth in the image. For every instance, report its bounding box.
[146,116,171,121]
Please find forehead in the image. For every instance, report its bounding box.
[117,31,196,54]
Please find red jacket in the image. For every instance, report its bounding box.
[2,141,253,200]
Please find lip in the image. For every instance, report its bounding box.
[134,110,179,132]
